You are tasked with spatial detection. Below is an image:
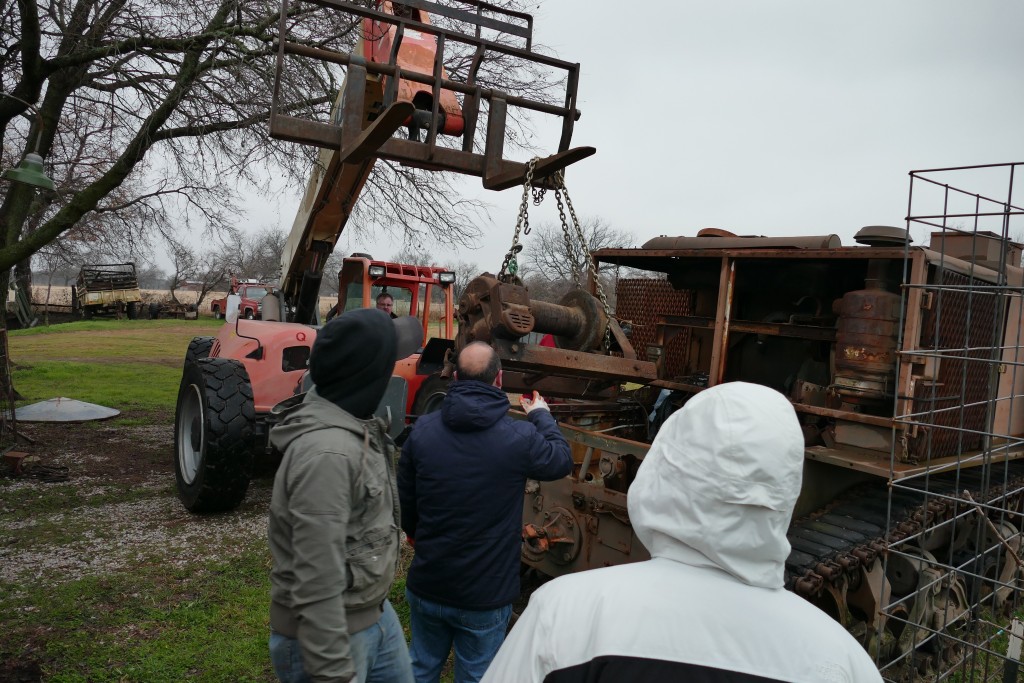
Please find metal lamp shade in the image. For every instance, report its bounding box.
[2,152,55,191]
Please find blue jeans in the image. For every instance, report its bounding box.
[406,588,512,683]
[269,599,413,683]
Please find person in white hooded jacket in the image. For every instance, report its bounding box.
[480,381,882,683]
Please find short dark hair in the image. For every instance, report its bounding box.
[376,292,394,303]
[456,342,502,385]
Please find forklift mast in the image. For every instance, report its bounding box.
[271,0,594,323]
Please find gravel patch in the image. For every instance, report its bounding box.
[0,483,272,585]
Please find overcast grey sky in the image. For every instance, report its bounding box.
[244,0,1024,272]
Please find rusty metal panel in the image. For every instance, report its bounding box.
[911,270,999,459]
[614,278,693,379]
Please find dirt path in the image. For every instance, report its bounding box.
[0,412,271,590]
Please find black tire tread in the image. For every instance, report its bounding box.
[175,358,256,512]
[184,336,215,365]
[412,373,450,416]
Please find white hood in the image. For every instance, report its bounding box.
[628,382,804,589]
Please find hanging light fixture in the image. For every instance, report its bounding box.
[2,151,55,191]
[0,93,55,191]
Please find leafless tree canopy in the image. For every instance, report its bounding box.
[515,217,639,306]
[222,226,287,283]
[523,217,634,283]
[166,237,229,307]
[0,0,563,293]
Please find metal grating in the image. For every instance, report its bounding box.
[881,162,1024,682]
[911,270,999,460]
[614,279,692,379]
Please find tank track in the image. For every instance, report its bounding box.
[785,461,1024,675]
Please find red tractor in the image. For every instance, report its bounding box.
[173,255,455,512]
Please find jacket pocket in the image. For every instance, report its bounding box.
[345,526,395,595]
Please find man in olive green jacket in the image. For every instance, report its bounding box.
[268,309,420,683]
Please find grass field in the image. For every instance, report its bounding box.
[0,318,420,682]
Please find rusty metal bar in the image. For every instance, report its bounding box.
[493,339,657,383]
[461,44,486,152]
[642,235,843,250]
[794,403,894,428]
[394,0,533,42]
[659,315,837,342]
[294,0,573,70]
[910,211,1024,221]
[709,258,735,386]
[482,147,594,190]
[426,32,445,149]
[500,371,616,399]
[558,64,579,153]
[895,251,927,444]
[384,23,405,106]
[277,41,578,119]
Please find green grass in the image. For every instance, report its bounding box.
[9,318,222,415]
[10,317,222,338]
[12,361,183,411]
[3,551,274,683]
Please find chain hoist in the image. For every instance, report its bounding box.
[497,158,613,350]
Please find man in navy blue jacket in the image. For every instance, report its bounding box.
[397,341,572,683]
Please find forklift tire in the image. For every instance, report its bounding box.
[174,358,256,513]
[412,373,450,416]
[213,306,222,320]
[245,309,255,320]
[184,336,216,366]
[127,302,139,320]
[149,302,161,319]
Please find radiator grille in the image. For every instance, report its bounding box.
[614,279,693,379]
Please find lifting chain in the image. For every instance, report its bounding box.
[497,158,613,351]
[498,158,539,283]
[551,171,612,351]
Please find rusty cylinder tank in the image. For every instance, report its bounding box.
[832,266,902,406]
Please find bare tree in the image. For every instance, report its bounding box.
[222,226,287,282]
[522,217,635,284]
[0,0,562,298]
[167,239,228,308]
[136,263,168,290]
[319,250,346,297]
[452,260,479,301]
[391,245,438,267]
[33,245,77,324]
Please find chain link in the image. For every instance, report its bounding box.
[498,158,539,282]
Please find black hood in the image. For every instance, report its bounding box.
[309,308,397,418]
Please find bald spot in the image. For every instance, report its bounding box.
[458,342,495,375]
[457,341,501,384]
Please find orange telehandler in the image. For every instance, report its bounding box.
[172,0,593,512]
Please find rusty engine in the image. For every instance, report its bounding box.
[451,168,1024,677]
